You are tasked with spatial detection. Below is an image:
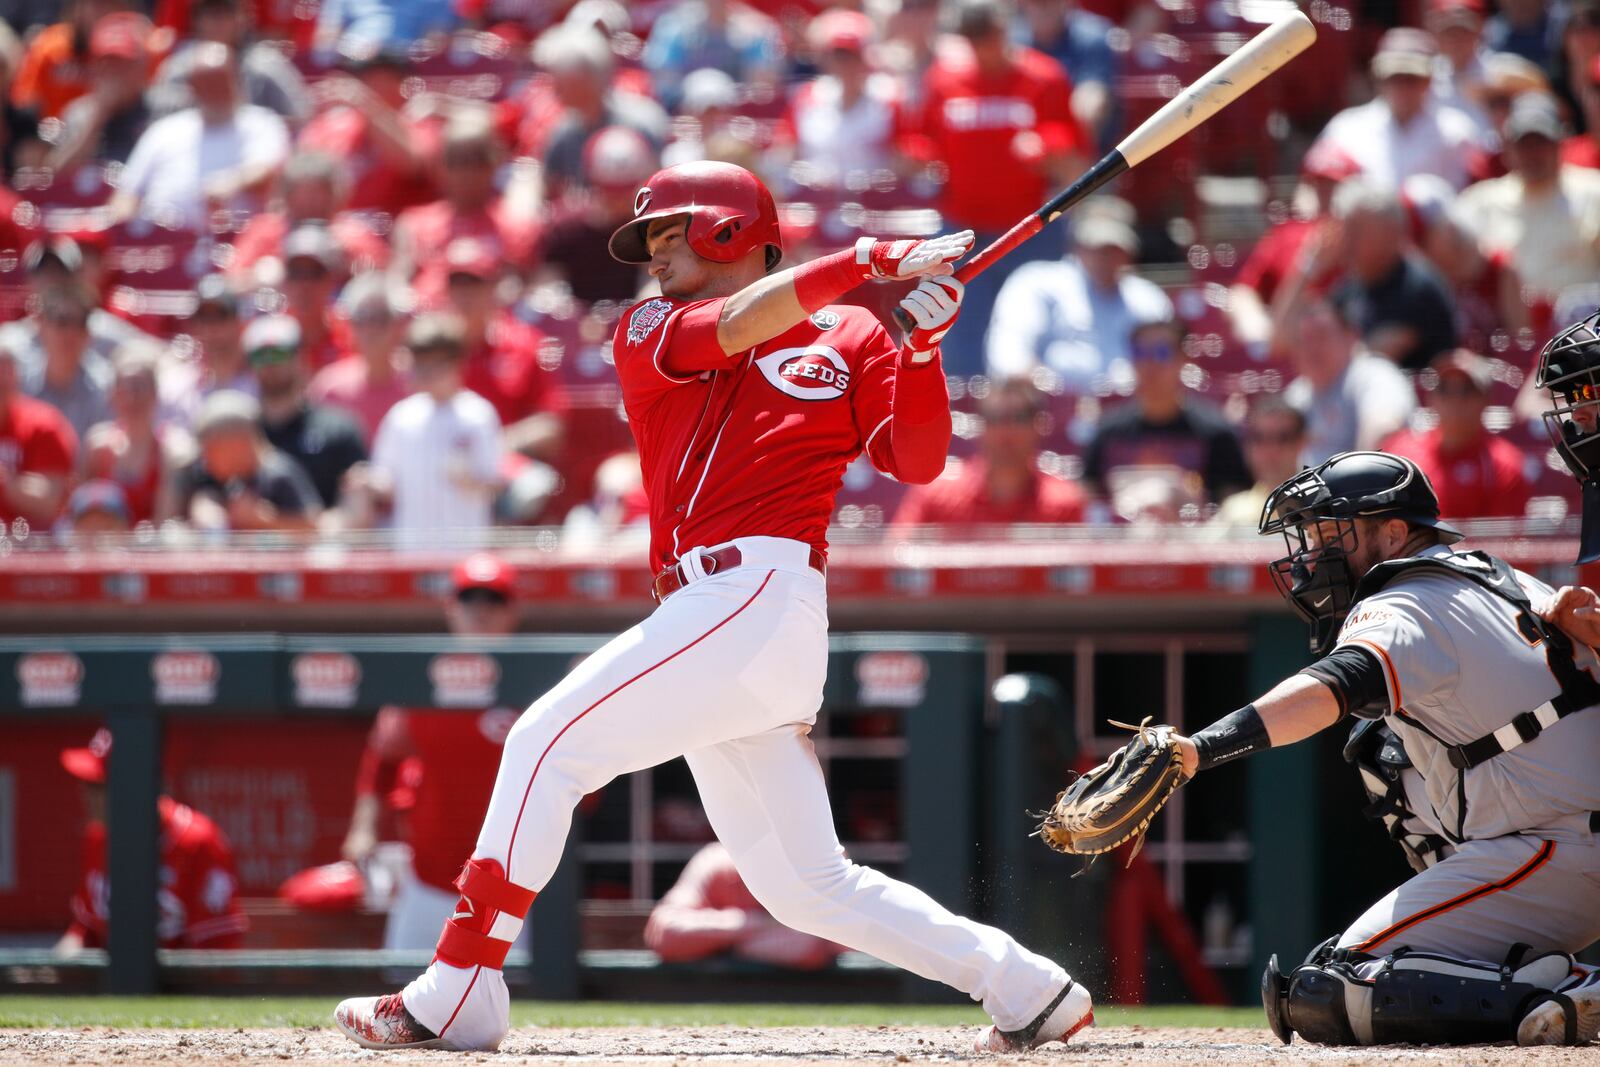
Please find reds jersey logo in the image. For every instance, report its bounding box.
[627,299,672,345]
[756,346,851,401]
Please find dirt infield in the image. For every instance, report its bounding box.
[2,1024,1599,1065]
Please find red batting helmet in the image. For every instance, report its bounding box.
[607,161,783,270]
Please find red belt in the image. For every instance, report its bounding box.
[652,545,827,603]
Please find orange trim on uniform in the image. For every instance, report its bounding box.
[1345,637,1402,710]
[1356,840,1557,954]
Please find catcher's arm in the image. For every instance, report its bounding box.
[1176,673,1343,776]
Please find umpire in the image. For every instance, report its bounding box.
[1174,450,1600,1046]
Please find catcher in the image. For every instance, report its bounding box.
[1042,450,1600,1046]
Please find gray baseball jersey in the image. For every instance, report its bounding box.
[1332,544,1600,843]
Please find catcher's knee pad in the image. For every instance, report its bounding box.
[1263,941,1575,1046]
[434,858,537,970]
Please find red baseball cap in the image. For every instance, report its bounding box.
[809,9,873,53]
[61,727,113,784]
[1301,141,1362,182]
[444,237,499,281]
[1427,0,1485,26]
[453,553,515,599]
[90,12,150,61]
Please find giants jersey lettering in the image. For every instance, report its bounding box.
[613,299,906,573]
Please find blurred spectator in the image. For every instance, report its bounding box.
[1563,55,1600,166]
[278,222,352,372]
[82,343,192,526]
[986,202,1172,392]
[148,0,310,124]
[20,284,111,443]
[152,0,319,53]
[341,554,521,950]
[308,272,414,444]
[47,11,154,171]
[0,237,153,366]
[230,151,390,283]
[0,21,45,180]
[440,237,566,460]
[561,448,647,543]
[880,0,941,104]
[641,0,784,112]
[362,312,504,543]
[10,0,120,120]
[902,0,1085,371]
[1404,173,1530,349]
[891,376,1085,527]
[1485,0,1557,69]
[533,126,657,303]
[1382,348,1532,520]
[1082,314,1249,521]
[64,478,131,534]
[1212,396,1309,527]
[0,344,76,529]
[107,43,290,230]
[1311,28,1485,191]
[646,842,843,969]
[1227,141,1362,357]
[158,273,256,427]
[56,727,247,954]
[297,44,439,217]
[179,389,320,532]
[528,24,668,202]
[1430,0,1493,134]
[1282,296,1416,465]
[1015,0,1115,148]
[776,11,899,188]
[1469,50,1552,175]
[391,109,540,310]
[1554,0,1600,132]
[313,0,459,57]
[247,313,367,508]
[1328,178,1458,371]
[659,67,741,168]
[1458,92,1600,304]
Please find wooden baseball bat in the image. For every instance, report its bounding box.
[893,9,1317,330]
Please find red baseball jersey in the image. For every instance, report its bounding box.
[0,395,77,526]
[354,707,519,894]
[903,47,1084,232]
[612,298,949,574]
[67,797,247,949]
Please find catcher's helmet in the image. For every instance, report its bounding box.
[1260,452,1463,653]
[607,161,783,270]
[1534,308,1600,483]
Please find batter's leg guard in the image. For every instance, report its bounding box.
[433,858,537,971]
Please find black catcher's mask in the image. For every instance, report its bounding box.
[1260,452,1463,654]
[1534,309,1600,563]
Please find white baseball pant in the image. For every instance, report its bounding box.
[400,536,1069,1050]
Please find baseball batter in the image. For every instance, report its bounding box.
[334,161,1093,1053]
[1173,451,1600,1046]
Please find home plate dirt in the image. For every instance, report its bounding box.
[2,1025,1598,1065]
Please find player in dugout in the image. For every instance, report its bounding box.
[333,161,1095,1055]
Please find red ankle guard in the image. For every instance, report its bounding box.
[434,858,537,970]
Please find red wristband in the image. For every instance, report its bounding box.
[792,248,864,313]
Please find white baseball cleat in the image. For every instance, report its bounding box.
[1518,986,1600,1046]
[973,979,1095,1052]
[334,993,451,1050]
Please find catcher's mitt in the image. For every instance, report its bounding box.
[1036,718,1188,868]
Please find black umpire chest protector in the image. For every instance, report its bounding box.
[1350,550,1600,840]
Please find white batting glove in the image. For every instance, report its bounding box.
[855,230,975,280]
[898,276,964,364]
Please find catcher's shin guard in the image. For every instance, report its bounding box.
[1263,940,1577,1046]
[434,858,537,970]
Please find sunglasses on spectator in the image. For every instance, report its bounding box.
[1131,340,1180,362]
[248,345,298,366]
[457,587,509,607]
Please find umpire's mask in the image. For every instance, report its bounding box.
[1260,452,1462,654]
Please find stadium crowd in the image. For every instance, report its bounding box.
[0,0,1591,545]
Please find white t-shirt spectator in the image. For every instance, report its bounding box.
[1455,165,1600,299]
[371,389,503,546]
[986,257,1174,393]
[1312,98,1484,191]
[1284,351,1417,465]
[785,73,900,186]
[119,105,290,230]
